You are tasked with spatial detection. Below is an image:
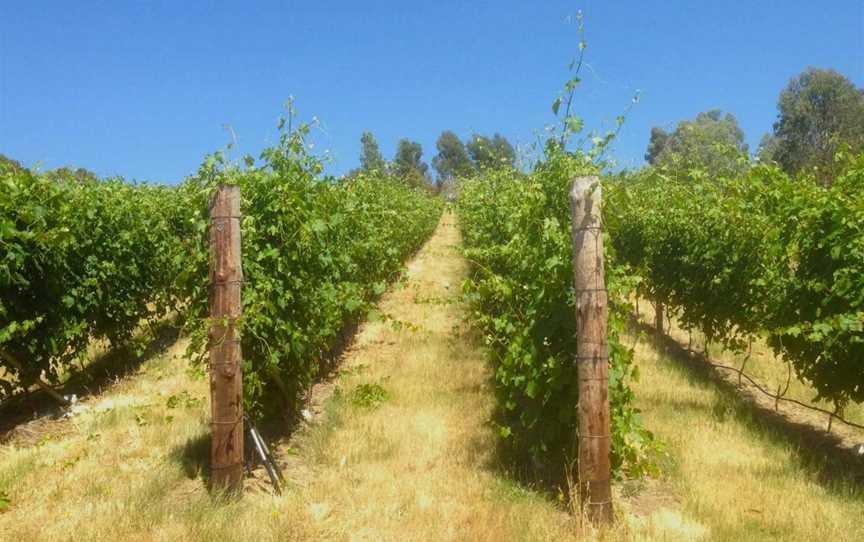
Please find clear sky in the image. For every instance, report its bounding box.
[1,1,862,183]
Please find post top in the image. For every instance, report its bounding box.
[210,184,241,216]
[569,175,601,201]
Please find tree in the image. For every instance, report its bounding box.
[431,131,473,188]
[44,166,98,183]
[648,109,749,177]
[770,67,864,185]
[466,134,492,167]
[0,153,23,172]
[359,131,387,174]
[755,133,781,164]
[467,133,516,169]
[491,134,516,168]
[0,155,98,183]
[644,127,669,164]
[393,139,430,188]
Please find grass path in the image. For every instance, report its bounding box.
[267,211,585,541]
[2,213,864,541]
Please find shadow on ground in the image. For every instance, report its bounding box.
[631,318,864,493]
[448,321,576,507]
[466,314,864,509]
[0,321,181,440]
[171,430,212,486]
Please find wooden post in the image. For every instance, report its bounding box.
[209,184,244,492]
[569,176,613,524]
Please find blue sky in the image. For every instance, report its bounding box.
[1,1,862,183]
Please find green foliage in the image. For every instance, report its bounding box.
[359,131,387,174]
[181,121,441,419]
[0,154,23,173]
[769,155,864,406]
[756,133,781,164]
[43,166,99,184]
[350,382,389,409]
[550,10,588,154]
[644,127,669,165]
[769,67,864,185]
[457,149,653,478]
[0,115,440,424]
[165,391,203,409]
[606,154,864,409]
[455,13,651,479]
[466,133,516,170]
[431,130,474,187]
[393,139,431,189]
[647,109,749,178]
[0,164,195,398]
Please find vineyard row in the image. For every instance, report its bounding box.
[0,125,442,420]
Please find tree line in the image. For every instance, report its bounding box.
[644,67,864,185]
[0,153,99,184]
[350,130,516,193]
[349,67,862,194]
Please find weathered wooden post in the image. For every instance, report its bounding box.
[569,176,613,524]
[209,184,244,492]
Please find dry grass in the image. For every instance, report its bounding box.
[258,213,590,541]
[626,329,864,541]
[3,214,862,541]
[634,301,864,448]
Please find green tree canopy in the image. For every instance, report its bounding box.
[644,127,669,164]
[43,166,99,183]
[431,131,473,187]
[359,131,387,174]
[393,139,430,188]
[0,154,23,173]
[0,154,97,182]
[768,67,864,185]
[466,133,516,169]
[755,133,781,164]
[648,109,749,177]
